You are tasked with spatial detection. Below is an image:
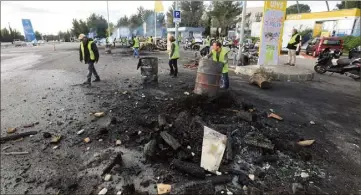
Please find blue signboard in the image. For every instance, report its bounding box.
[21,19,36,41]
[173,10,181,23]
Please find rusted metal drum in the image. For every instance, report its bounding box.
[194,59,223,96]
[105,44,112,54]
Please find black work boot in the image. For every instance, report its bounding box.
[93,77,101,82]
[83,78,91,85]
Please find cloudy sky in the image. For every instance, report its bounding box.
[1,1,340,35]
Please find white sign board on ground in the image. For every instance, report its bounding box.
[258,1,287,66]
[173,10,181,23]
[200,126,227,173]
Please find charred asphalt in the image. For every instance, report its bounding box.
[1,42,360,194]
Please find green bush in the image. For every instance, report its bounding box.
[342,36,361,52]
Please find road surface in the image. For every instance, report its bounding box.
[1,43,360,194]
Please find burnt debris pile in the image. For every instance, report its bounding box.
[95,88,326,195]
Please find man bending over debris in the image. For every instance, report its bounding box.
[79,34,100,85]
[169,35,180,78]
[204,41,230,89]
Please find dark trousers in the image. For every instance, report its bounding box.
[205,46,210,54]
[221,72,229,89]
[169,59,178,76]
[87,61,99,79]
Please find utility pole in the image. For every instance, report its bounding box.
[175,1,179,40]
[237,0,247,62]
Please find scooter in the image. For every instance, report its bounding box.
[231,45,259,66]
[183,39,201,51]
[314,48,360,80]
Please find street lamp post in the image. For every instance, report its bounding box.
[175,1,179,40]
[106,0,111,53]
[107,0,110,38]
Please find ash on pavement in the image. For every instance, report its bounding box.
[1,43,360,194]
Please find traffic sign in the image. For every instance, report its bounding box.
[173,10,181,23]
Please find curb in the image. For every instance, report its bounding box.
[233,65,314,82]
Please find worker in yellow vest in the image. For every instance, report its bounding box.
[285,29,301,66]
[205,36,211,54]
[168,36,180,77]
[121,37,126,46]
[132,35,140,58]
[147,36,153,44]
[204,41,230,89]
[78,34,100,85]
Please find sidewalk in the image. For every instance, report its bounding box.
[232,56,315,81]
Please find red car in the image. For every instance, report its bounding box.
[306,37,343,57]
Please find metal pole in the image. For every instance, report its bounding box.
[106,0,112,52]
[296,1,300,14]
[154,11,157,44]
[107,1,110,38]
[325,1,330,11]
[237,0,247,61]
[175,1,179,41]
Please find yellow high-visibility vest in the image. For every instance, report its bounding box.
[170,42,180,59]
[205,38,211,46]
[80,41,95,60]
[288,33,300,44]
[212,47,229,73]
[133,37,140,48]
[147,37,153,43]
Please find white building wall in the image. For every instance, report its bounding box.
[251,22,262,37]
[281,16,358,47]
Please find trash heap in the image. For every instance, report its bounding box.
[33,88,326,195]
[97,90,325,195]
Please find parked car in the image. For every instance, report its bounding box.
[14,39,25,47]
[305,37,343,57]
